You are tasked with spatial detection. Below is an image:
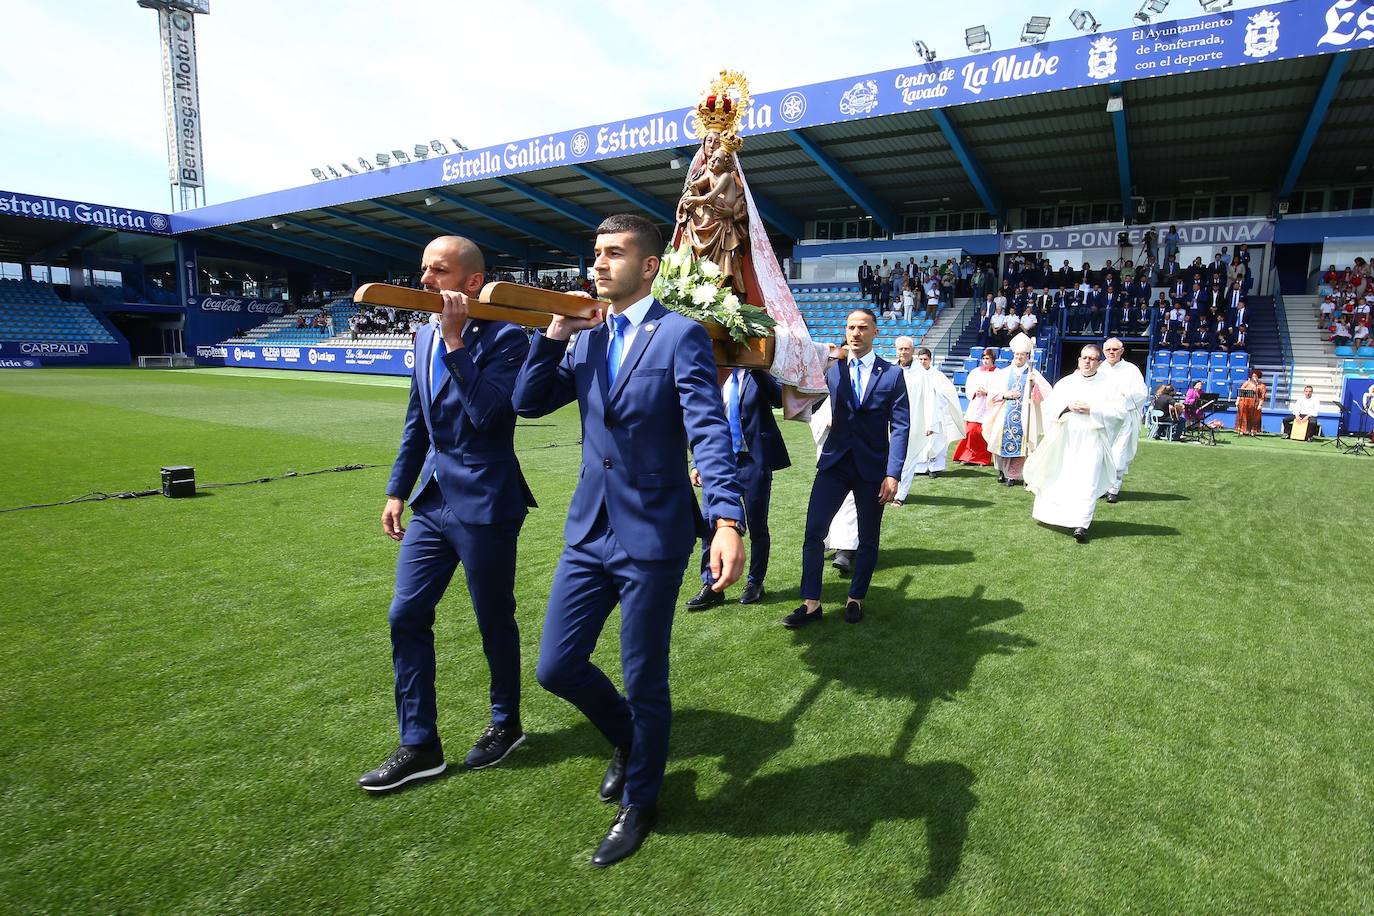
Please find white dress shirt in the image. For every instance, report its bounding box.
[606,293,656,370]
[847,349,877,402]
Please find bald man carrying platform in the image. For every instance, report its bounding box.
[359,236,537,793]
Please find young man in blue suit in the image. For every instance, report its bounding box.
[686,367,790,609]
[358,236,536,793]
[785,308,910,627]
[514,214,746,867]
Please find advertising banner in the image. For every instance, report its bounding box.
[171,0,1374,233]
[223,343,415,377]
[158,6,205,189]
[0,340,131,365]
[183,295,286,351]
[0,189,172,235]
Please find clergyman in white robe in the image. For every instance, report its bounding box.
[896,356,964,501]
[1097,339,1149,498]
[808,398,858,551]
[1024,348,1127,535]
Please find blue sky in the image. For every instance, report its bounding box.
[0,0,1276,213]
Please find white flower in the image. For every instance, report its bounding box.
[691,284,718,307]
[676,276,694,296]
[721,293,741,313]
[664,250,684,276]
[698,259,721,279]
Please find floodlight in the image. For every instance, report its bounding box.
[392,149,410,163]
[311,168,327,181]
[269,221,285,230]
[376,153,391,167]
[1070,9,1100,31]
[430,140,447,154]
[965,25,991,52]
[423,195,441,207]
[1106,96,1124,113]
[357,157,374,171]
[1199,0,1232,11]
[1135,0,1169,22]
[327,165,342,178]
[669,156,682,170]
[413,144,430,159]
[1021,16,1051,43]
[340,162,357,175]
[450,138,469,152]
[912,40,937,62]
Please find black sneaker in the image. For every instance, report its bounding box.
[358,744,446,792]
[782,605,823,628]
[464,722,526,770]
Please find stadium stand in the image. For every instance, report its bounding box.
[788,282,953,361]
[0,278,117,344]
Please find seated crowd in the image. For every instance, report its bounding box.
[1318,258,1372,351]
[970,243,1254,350]
[858,255,974,315]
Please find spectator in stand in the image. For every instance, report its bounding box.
[1020,305,1038,341]
[889,270,905,318]
[924,284,940,322]
[990,305,1008,347]
[993,286,1008,314]
[1319,294,1336,328]
[1354,319,1370,350]
[1213,316,1231,353]
[1004,305,1021,342]
[1231,323,1249,352]
[900,278,916,322]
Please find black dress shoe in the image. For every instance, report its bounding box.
[782,605,823,628]
[592,805,657,868]
[358,744,446,792]
[738,582,765,604]
[464,722,525,770]
[832,550,853,577]
[843,599,864,623]
[929,470,940,479]
[1106,492,1119,504]
[685,583,724,611]
[599,744,629,802]
[997,470,1006,483]
[1073,527,1088,543]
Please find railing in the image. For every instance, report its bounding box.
[928,297,976,366]
[1270,267,1293,410]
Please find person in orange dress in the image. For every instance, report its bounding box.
[1235,368,1267,436]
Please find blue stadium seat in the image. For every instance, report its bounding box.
[998,348,1013,361]
[996,357,1011,368]
[1209,352,1228,368]
[1334,345,1354,357]
[1229,352,1250,368]
[953,371,968,386]
[1190,352,1208,368]
[1358,347,1374,358]
[1209,367,1228,386]
[1170,370,1190,388]
[1362,360,1374,375]
[1170,352,1189,368]
[1229,366,1247,382]
[1153,350,1171,366]
[1342,359,1361,375]
[969,347,982,358]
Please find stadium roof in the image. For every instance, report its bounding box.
[3,0,1373,275]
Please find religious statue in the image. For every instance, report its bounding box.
[677,148,749,297]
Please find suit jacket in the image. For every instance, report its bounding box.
[819,355,910,481]
[737,369,790,472]
[387,320,535,524]
[513,301,744,562]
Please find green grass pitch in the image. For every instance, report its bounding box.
[1,367,1371,914]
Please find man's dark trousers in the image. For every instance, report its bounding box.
[390,482,522,747]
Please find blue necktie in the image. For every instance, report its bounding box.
[850,358,862,409]
[607,314,628,386]
[429,326,449,401]
[726,369,744,454]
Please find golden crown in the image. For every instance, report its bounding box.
[692,70,751,154]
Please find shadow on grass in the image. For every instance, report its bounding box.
[878,546,976,569]
[938,466,994,479]
[1117,490,1189,502]
[897,493,995,509]
[1085,519,1181,539]
[518,580,1033,898]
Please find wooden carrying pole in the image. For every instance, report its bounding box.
[351,281,773,368]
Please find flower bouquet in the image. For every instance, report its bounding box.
[652,243,776,368]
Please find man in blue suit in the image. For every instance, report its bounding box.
[514,214,745,867]
[686,367,791,609]
[785,308,910,628]
[358,236,536,793]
